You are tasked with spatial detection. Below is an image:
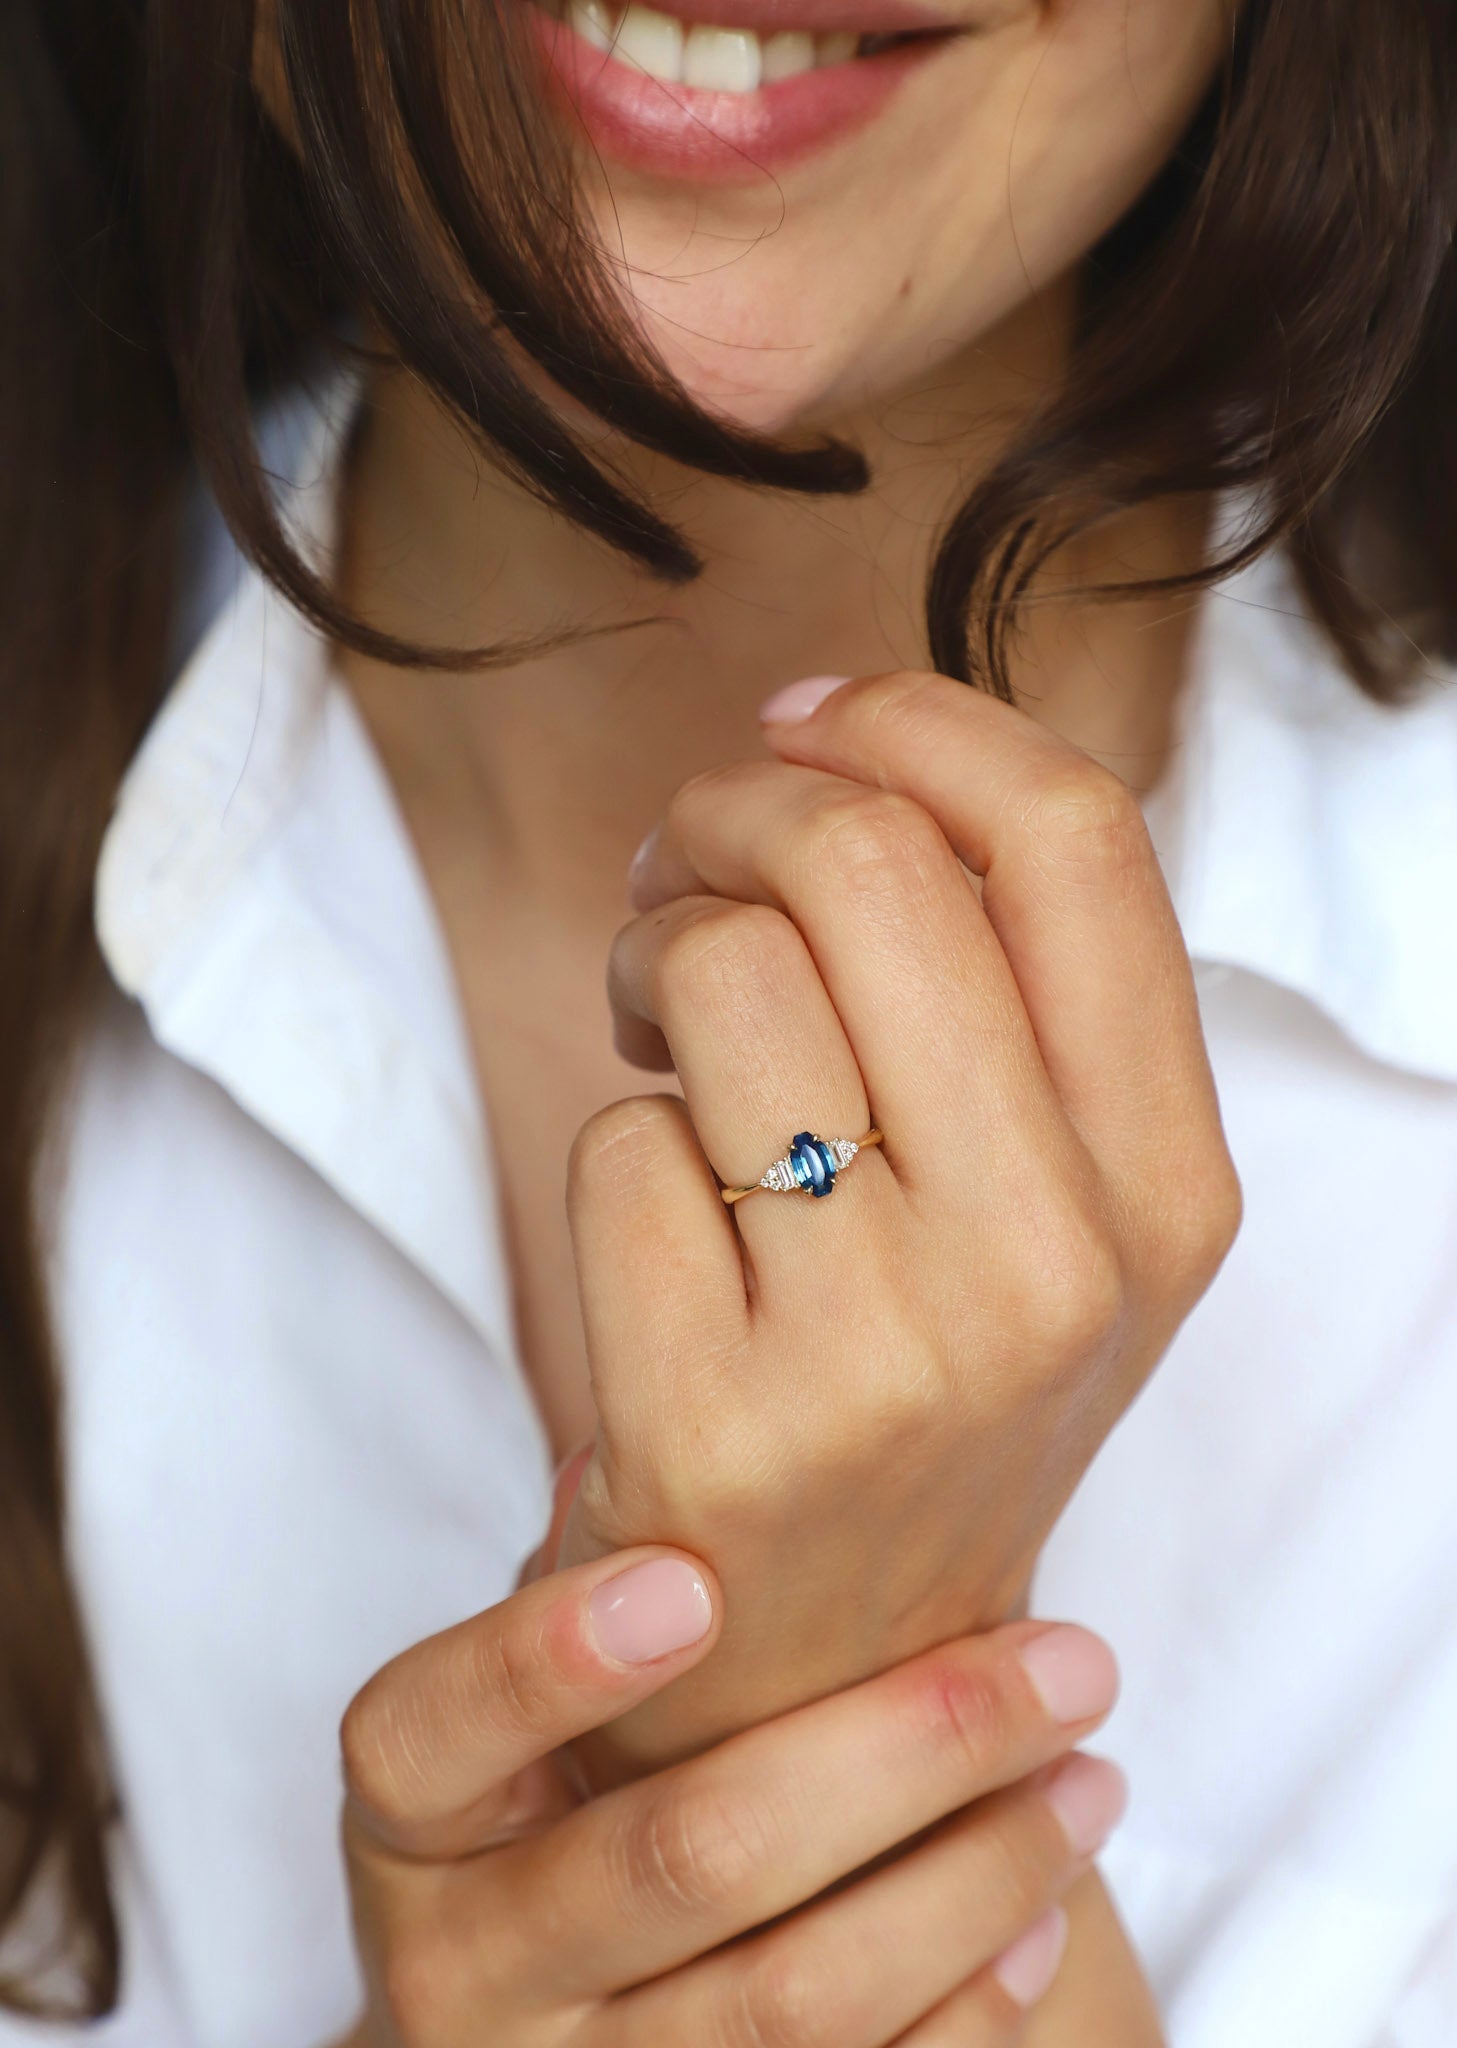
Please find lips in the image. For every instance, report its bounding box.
[528,0,963,185]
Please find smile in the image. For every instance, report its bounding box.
[529,0,963,184]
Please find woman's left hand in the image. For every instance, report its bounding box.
[558,668,1241,1779]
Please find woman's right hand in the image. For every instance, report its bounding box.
[335,1546,1125,2047]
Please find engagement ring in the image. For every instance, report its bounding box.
[720,1128,883,1206]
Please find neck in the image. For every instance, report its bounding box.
[335,292,1208,928]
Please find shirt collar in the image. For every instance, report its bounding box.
[1154,548,1457,1084]
[95,359,525,1368]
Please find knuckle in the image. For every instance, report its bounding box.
[851,667,950,742]
[668,760,752,823]
[653,900,801,1005]
[1018,757,1150,877]
[1150,1149,1245,1297]
[1045,1234,1126,1361]
[568,1095,679,1195]
[1192,1151,1245,1270]
[805,786,947,891]
[918,1650,1013,1778]
[339,1676,414,1828]
[1206,1155,1246,1263]
[618,1781,773,1926]
[1003,1201,1126,1364]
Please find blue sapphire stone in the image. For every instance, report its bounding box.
[790,1131,838,1197]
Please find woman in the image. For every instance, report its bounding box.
[2,0,1455,2040]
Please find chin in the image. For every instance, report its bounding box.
[537,0,1228,440]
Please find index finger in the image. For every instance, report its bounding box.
[340,1547,721,1860]
[508,1618,1119,1999]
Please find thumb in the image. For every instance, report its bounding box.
[342,1543,721,1862]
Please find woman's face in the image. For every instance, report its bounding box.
[542,0,1231,431]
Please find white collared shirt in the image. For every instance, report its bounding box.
[8,369,1457,2045]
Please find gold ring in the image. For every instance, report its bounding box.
[721,1128,883,1206]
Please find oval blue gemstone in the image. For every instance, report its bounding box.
[790,1131,838,1197]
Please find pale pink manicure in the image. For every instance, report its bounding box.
[587,1559,713,1666]
[758,674,853,724]
[993,1908,1070,2008]
[1044,1754,1129,1857]
[627,824,659,899]
[1018,1625,1120,1725]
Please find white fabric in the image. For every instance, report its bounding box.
[9,366,1456,2044]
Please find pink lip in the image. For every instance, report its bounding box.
[529,9,959,185]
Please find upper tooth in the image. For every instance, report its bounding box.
[567,4,868,91]
[614,2,686,79]
[815,28,858,63]
[760,29,816,80]
[682,23,763,91]
[570,0,618,49]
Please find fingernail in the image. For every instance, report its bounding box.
[628,824,658,895]
[758,674,852,725]
[1044,1754,1129,1857]
[992,1907,1069,2008]
[553,1441,593,1484]
[588,1559,714,1666]
[1018,1625,1120,1725]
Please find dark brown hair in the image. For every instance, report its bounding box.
[2,0,1454,2013]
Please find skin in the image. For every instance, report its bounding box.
[332,1467,1127,2045]
[564,663,1239,1746]
[252,0,1240,2037]
[552,0,1229,435]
